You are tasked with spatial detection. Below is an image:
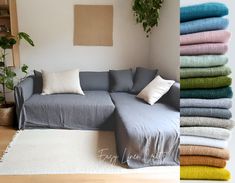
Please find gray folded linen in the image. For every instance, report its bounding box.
[180,127,231,140]
[180,98,232,109]
[180,117,235,129]
[180,108,232,119]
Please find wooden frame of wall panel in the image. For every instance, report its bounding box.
[9,0,20,67]
[0,0,20,67]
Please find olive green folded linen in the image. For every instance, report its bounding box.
[180,87,233,99]
[180,166,231,180]
[181,76,232,89]
[180,55,228,68]
[180,66,231,78]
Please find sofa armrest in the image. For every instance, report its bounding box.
[163,82,180,111]
[14,76,34,129]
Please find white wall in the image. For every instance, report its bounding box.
[181,0,235,181]
[149,0,180,81]
[16,0,150,72]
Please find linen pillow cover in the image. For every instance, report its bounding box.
[137,75,175,105]
[42,69,84,95]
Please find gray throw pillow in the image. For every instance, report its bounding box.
[109,69,133,92]
[131,67,158,94]
[34,70,43,93]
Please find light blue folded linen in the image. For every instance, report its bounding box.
[180,17,229,35]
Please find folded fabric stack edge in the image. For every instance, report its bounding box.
[180,2,233,181]
[181,166,231,180]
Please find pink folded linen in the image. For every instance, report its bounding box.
[180,43,228,56]
[180,30,231,45]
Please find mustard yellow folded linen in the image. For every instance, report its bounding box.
[180,166,231,180]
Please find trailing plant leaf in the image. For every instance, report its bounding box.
[18,32,35,47]
[21,64,28,75]
[133,0,164,37]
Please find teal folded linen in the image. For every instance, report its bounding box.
[180,98,232,109]
[181,76,232,89]
[180,2,229,22]
[180,108,232,119]
[180,55,228,68]
[180,17,229,35]
[180,117,235,130]
[180,66,231,78]
[180,87,233,99]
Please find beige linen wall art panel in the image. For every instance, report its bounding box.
[74,5,113,46]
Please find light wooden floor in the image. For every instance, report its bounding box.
[0,126,179,183]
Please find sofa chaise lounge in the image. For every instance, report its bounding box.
[14,70,180,168]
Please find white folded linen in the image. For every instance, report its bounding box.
[180,135,228,149]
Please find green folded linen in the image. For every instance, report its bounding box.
[180,55,228,68]
[181,87,233,99]
[180,66,231,78]
[181,166,231,180]
[181,76,232,89]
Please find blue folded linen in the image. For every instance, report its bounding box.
[180,17,229,35]
[181,2,229,22]
[180,108,232,119]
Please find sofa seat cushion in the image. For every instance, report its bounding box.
[21,91,115,130]
[110,93,180,168]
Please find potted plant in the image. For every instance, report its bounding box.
[0,32,34,126]
[133,0,164,37]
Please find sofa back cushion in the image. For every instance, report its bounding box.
[79,72,109,91]
[131,67,158,94]
[109,69,133,92]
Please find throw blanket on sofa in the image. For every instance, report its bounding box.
[180,108,232,119]
[180,17,229,35]
[180,43,228,55]
[180,156,226,168]
[180,87,233,99]
[180,145,230,160]
[180,127,231,140]
[180,76,232,89]
[180,55,228,68]
[180,98,232,109]
[180,66,231,78]
[180,2,228,22]
[180,117,235,129]
[180,136,228,149]
[180,166,230,180]
[180,30,231,45]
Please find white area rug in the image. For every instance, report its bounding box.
[0,130,179,177]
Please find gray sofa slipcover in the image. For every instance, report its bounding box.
[111,91,179,168]
[14,71,180,168]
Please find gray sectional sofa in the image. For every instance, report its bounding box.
[14,69,180,168]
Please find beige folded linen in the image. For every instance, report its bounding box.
[180,155,226,168]
[180,145,229,160]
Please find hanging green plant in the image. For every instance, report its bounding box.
[133,0,164,37]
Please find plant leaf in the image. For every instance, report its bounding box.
[18,32,35,46]
[21,64,28,74]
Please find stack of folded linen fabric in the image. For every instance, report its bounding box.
[180,2,234,181]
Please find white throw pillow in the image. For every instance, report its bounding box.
[42,69,84,95]
[137,75,175,105]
